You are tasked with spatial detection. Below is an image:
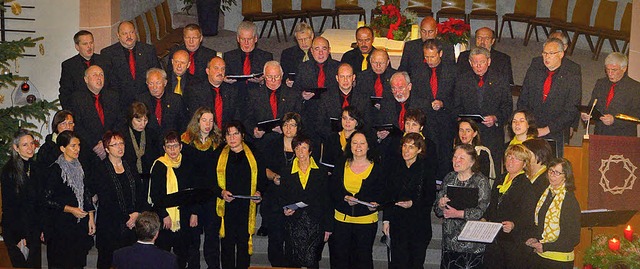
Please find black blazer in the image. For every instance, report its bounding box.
[58,53,111,110]
[185,81,242,125]
[223,48,274,105]
[149,159,195,220]
[165,45,217,82]
[101,42,161,109]
[457,48,514,85]
[483,172,533,242]
[378,94,429,129]
[382,156,437,224]
[398,39,455,76]
[1,159,40,234]
[330,160,386,222]
[165,72,198,98]
[244,84,301,136]
[134,91,188,138]
[112,242,179,269]
[121,127,162,176]
[318,89,371,138]
[588,75,640,136]
[341,48,376,73]
[517,57,582,140]
[278,163,332,230]
[70,88,123,147]
[280,45,307,80]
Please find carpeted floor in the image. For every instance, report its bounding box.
[201,29,618,145]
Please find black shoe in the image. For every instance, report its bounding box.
[257,226,269,236]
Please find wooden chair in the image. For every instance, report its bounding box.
[154,3,183,46]
[242,0,281,41]
[302,0,336,33]
[134,16,148,44]
[524,0,569,46]
[370,0,385,22]
[145,10,179,58]
[468,0,497,33]
[499,0,537,41]
[436,0,466,23]
[335,0,366,29]
[272,0,308,42]
[406,0,433,18]
[556,0,616,56]
[593,2,631,60]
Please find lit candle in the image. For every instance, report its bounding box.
[608,238,620,251]
[411,24,419,40]
[357,21,365,28]
[624,225,633,241]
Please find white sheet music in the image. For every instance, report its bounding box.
[458,221,503,243]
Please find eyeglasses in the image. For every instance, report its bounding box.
[283,123,297,128]
[108,142,125,147]
[542,51,562,57]
[264,75,282,80]
[548,169,565,176]
[164,143,180,150]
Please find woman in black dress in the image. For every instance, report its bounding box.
[328,131,386,269]
[279,135,330,268]
[44,130,95,268]
[122,102,160,179]
[454,118,496,181]
[95,131,148,269]
[483,144,533,269]
[382,133,437,268]
[1,129,41,268]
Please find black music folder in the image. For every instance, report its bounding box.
[576,105,603,120]
[447,185,479,210]
[226,72,263,79]
[302,87,328,98]
[257,118,281,132]
[370,96,383,107]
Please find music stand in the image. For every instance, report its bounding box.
[581,210,637,242]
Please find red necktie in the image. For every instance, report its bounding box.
[374,74,383,97]
[213,87,223,128]
[155,98,162,126]
[243,52,251,75]
[93,94,105,126]
[317,63,325,88]
[269,90,278,119]
[189,51,196,75]
[542,70,555,102]
[128,49,136,80]
[398,102,406,130]
[430,67,438,99]
[606,83,616,108]
[478,76,484,88]
[341,92,350,109]
[84,60,91,68]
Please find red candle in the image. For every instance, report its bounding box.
[609,238,620,251]
[583,264,593,269]
[624,225,633,241]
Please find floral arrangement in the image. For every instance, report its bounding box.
[583,233,640,269]
[436,18,471,45]
[369,0,416,41]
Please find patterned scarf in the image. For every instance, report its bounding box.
[181,132,216,151]
[535,184,566,243]
[129,127,146,174]
[150,153,182,232]
[55,154,85,220]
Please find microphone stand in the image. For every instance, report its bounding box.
[584,99,598,140]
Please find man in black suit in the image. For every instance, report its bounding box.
[457,27,513,85]
[70,65,122,163]
[281,22,314,87]
[135,68,188,139]
[378,72,429,134]
[112,211,178,269]
[165,24,217,83]
[355,50,396,124]
[341,26,376,74]
[411,40,458,179]
[166,50,196,97]
[185,57,242,129]
[101,21,161,109]
[453,47,512,170]
[59,30,110,110]
[223,21,274,105]
[294,36,341,144]
[517,38,582,157]
[398,16,455,76]
[581,52,640,137]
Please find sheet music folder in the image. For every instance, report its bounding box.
[580,209,637,228]
[576,105,603,120]
[257,118,281,132]
[447,185,479,210]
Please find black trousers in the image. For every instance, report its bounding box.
[203,200,221,269]
[328,221,377,269]
[156,228,190,269]
[483,238,529,269]
[3,229,41,268]
[389,221,431,269]
[220,221,250,269]
[187,225,203,269]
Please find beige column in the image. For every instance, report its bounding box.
[629,0,640,80]
[80,0,120,52]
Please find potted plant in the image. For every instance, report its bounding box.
[436,18,471,59]
[181,0,237,36]
[369,0,416,41]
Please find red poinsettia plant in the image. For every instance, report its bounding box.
[437,18,471,45]
[370,1,415,41]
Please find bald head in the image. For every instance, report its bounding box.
[420,17,438,41]
[117,21,137,49]
[475,27,495,50]
[370,49,390,75]
[206,57,226,87]
[311,37,330,64]
[84,65,105,95]
[171,50,190,76]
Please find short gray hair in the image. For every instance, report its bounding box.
[544,37,565,52]
[469,46,491,59]
[604,52,628,68]
[237,21,257,37]
[294,22,313,36]
[146,67,167,80]
[263,60,283,75]
[548,31,569,48]
[391,71,411,85]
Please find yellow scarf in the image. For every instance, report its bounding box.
[181,132,216,151]
[529,166,547,184]
[150,154,182,232]
[535,184,566,243]
[339,131,348,151]
[215,143,258,255]
[291,157,319,189]
[509,135,535,146]
[497,171,524,194]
